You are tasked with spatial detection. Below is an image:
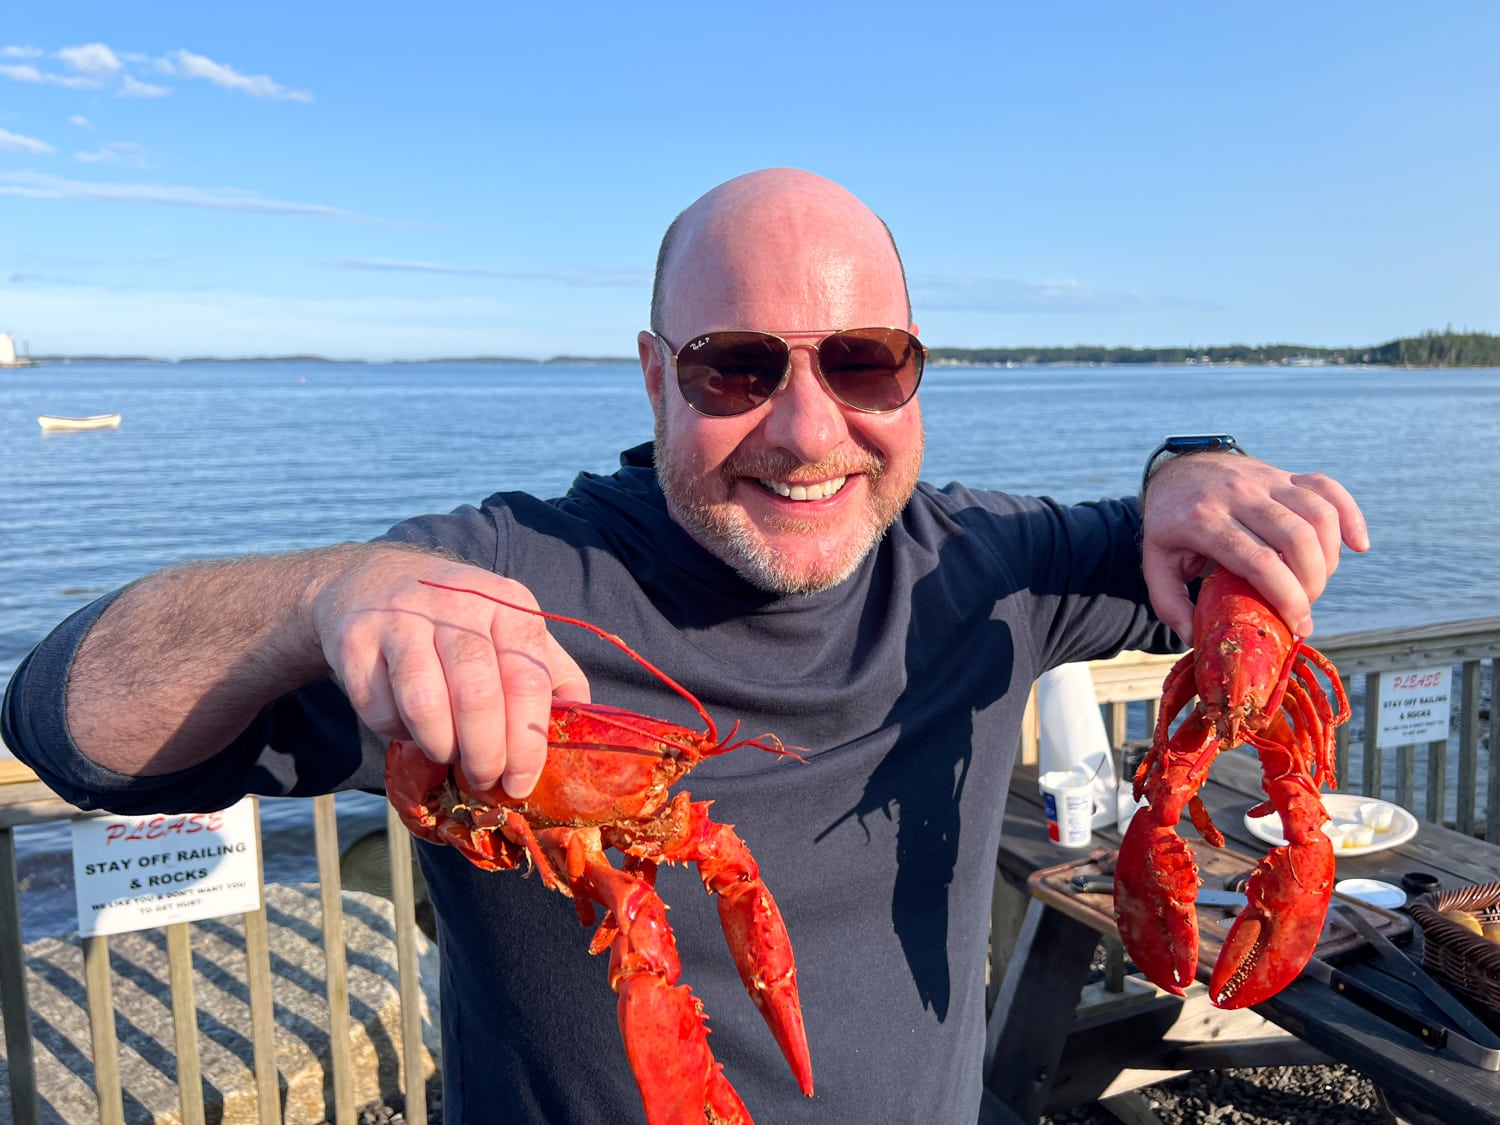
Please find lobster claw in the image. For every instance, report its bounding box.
[675,799,814,1097]
[1114,710,1219,995]
[1209,834,1335,1007]
[616,975,751,1125]
[1114,815,1201,995]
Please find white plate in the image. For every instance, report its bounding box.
[1335,878,1406,908]
[1243,793,1418,857]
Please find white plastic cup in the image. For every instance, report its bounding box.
[1345,824,1375,848]
[1040,769,1094,848]
[1359,802,1395,832]
[1036,664,1117,830]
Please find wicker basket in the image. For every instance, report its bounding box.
[1408,880,1500,1026]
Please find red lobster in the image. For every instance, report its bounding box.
[1114,569,1350,1008]
[384,581,813,1124]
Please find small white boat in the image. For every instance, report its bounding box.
[38,413,122,431]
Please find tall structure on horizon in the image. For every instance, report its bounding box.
[0,332,36,367]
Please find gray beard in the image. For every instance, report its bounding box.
[652,411,919,596]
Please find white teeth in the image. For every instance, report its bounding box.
[760,475,847,501]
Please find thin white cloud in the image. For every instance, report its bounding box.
[69,115,92,128]
[0,171,378,222]
[1,45,44,59]
[0,128,55,155]
[326,258,649,287]
[119,74,171,98]
[74,141,150,168]
[0,62,95,89]
[158,49,312,102]
[58,43,122,76]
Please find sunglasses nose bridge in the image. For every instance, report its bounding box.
[783,339,833,395]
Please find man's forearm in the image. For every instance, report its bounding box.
[65,543,382,777]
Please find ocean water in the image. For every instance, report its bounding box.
[4,359,1499,936]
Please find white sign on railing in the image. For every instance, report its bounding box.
[71,798,262,937]
[1375,666,1452,749]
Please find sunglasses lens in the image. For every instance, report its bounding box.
[674,332,789,417]
[817,328,924,412]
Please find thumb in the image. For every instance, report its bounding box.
[1143,552,1195,647]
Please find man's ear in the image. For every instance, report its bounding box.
[639,330,665,404]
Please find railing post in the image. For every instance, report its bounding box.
[242,797,281,1125]
[1425,737,1449,825]
[314,795,357,1125]
[1362,673,1382,797]
[166,922,206,1125]
[387,805,429,1125]
[0,826,39,1125]
[1458,660,1482,835]
[1394,743,1416,810]
[1487,656,1500,841]
[82,934,125,1125]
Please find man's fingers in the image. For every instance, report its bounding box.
[1229,499,1330,613]
[1290,471,1370,553]
[1141,550,1197,646]
[437,621,508,787]
[338,649,412,743]
[320,561,599,799]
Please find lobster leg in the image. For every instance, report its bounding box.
[1208,719,1335,1008]
[540,827,751,1125]
[664,799,814,1098]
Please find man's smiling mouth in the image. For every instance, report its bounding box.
[758,475,848,501]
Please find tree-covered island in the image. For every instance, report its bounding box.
[929,329,1500,367]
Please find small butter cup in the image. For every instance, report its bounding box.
[1359,801,1395,831]
[1344,824,1375,848]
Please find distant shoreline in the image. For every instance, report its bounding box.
[21,355,1498,370]
[26,354,640,366]
[20,328,1500,369]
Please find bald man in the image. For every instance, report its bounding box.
[4,169,1366,1124]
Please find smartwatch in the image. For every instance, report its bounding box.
[1141,434,1244,497]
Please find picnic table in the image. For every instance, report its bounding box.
[985,748,1500,1125]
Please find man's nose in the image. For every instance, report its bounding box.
[756,347,848,459]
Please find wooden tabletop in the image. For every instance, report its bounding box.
[994,749,1500,1124]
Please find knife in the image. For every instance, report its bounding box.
[1068,873,1246,906]
[1301,905,1500,1070]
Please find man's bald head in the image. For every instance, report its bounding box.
[649,169,911,337]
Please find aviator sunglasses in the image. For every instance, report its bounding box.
[655,327,927,418]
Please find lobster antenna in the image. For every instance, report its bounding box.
[416,580,717,736]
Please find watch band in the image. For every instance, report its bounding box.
[1141,434,1244,498]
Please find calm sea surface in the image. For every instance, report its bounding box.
[4,359,1499,936]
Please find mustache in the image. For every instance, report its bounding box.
[720,449,885,484]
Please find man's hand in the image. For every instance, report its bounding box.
[1140,453,1370,646]
[314,551,588,798]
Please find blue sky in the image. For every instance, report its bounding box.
[2,3,1496,360]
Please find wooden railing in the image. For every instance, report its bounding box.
[1020,615,1500,837]
[2,615,1497,1123]
[0,772,429,1125]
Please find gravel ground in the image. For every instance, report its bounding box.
[335,1064,1385,1124]
[1041,1063,1385,1124]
